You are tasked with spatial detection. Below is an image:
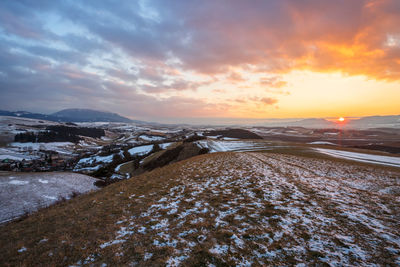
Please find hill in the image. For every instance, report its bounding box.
[261,116,400,129]
[286,118,336,128]
[204,128,263,139]
[0,109,140,123]
[1,151,399,266]
[0,110,61,122]
[347,115,400,129]
[52,109,134,123]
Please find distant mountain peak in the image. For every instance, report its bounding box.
[51,108,133,123]
[54,108,112,114]
[0,108,138,123]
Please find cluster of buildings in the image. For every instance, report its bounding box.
[0,151,77,172]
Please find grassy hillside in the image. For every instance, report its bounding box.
[1,152,399,266]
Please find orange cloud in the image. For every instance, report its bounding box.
[259,76,287,88]
[176,0,400,81]
[227,71,246,82]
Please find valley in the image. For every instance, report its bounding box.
[0,114,399,266]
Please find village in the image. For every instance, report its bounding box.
[0,148,78,172]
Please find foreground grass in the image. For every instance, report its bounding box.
[1,152,399,266]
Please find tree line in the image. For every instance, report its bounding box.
[14,126,105,143]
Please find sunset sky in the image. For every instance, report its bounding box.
[0,0,399,123]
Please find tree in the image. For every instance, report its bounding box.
[151,143,161,153]
[112,153,123,164]
[122,148,131,160]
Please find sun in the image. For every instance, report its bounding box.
[338,117,345,122]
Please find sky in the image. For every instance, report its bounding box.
[0,0,399,123]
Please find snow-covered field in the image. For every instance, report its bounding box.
[139,135,165,142]
[76,154,114,166]
[0,172,99,223]
[308,141,337,145]
[128,144,154,156]
[0,116,59,127]
[316,148,400,168]
[0,147,39,161]
[75,152,399,266]
[73,154,116,172]
[9,142,74,155]
[74,143,175,173]
[196,139,284,152]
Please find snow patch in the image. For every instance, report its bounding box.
[18,247,27,253]
[315,148,400,167]
[128,145,153,156]
[99,239,126,249]
[9,180,29,185]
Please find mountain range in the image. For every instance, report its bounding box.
[0,109,137,123]
[0,108,399,128]
[294,116,400,129]
[258,116,400,129]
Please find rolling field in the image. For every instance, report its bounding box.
[0,151,399,266]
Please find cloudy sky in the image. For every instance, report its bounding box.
[0,0,399,123]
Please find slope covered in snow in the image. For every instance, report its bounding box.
[0,172,99,223]
[195,139,284,152]
[128,144,154,156]
[1,152,399,266]
[316,148,400,167]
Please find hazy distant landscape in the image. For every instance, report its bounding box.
[1,0,400,266]
[1,109,399,265]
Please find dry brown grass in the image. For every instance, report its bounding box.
[0,151,399,266]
